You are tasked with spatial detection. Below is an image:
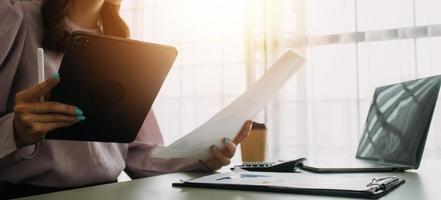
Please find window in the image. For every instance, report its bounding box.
[273,0,441,159]
[120,0,441,160]
[120,0,247,144]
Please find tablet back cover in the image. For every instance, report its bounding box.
[46,32,177,143]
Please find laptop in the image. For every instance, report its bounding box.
[300,75,441,173]
[46,31,177,143]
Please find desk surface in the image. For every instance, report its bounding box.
[18,160,441,200]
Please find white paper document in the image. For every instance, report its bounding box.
[152,50,306,159]
[185,171,377,192]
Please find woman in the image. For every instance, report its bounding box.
[0,0,252,198]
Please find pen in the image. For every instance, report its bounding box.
[37,48,45,101]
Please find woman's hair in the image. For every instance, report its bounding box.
[41,0,130,52]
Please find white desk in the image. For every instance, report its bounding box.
[17,160,441,200]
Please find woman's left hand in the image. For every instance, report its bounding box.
[199,120,253,171]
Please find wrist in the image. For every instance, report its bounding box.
[198,160,214,172]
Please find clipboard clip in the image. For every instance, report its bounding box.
[367,176,400,191]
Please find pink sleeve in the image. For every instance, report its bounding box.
[0,0,24,112]
[0,0,21,158]
[0,113,39,168]
[0,114,18,158]
[0,0,40,163]
[125,110,208,178]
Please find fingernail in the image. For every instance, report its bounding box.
[77,115,86,121]
[223,138,230,145]
[248,120,253,127]
[75,108,84,116]
[211,145,217,150]
[51,72,60,81]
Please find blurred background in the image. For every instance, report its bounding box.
[119,0,441,161]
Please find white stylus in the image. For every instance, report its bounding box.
[37,48,45,83]
[37,48,45,101]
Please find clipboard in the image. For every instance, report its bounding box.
[173,172,405,199]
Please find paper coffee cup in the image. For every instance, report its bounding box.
[240,122,267,162]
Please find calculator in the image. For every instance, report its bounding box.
[231,158,307,172]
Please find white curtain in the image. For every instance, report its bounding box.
[120,0,441,161]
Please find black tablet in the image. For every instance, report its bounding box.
[46,31,177,143]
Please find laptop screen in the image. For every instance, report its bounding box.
[356,75,441,168]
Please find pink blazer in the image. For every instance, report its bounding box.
[0,0,204,188]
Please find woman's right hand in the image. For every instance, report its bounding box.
[13,73,84,148]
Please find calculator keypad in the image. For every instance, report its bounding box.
[241,162,277,168]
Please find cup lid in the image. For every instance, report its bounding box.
[252,121,266,129]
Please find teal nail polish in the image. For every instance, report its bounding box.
[51,72,60,81]
[75,108,84,116]
[77,116,86,121]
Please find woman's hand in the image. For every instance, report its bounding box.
[13,73,84,148]
[200,120,253,171]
